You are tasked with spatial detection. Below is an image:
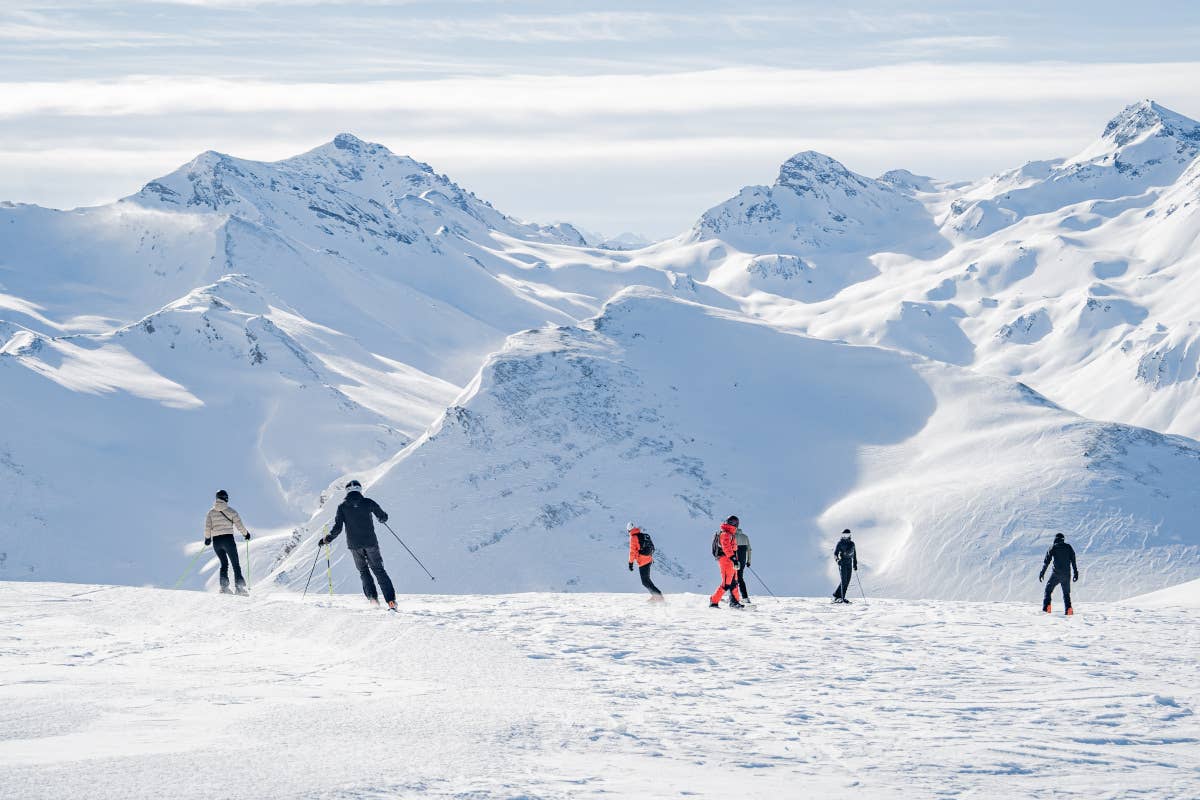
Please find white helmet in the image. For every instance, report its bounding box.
[626,521,636,532]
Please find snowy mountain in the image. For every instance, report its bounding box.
[261,291,1200,602]
[0,137,691,584]
[683,151,948,302]
[681,100,1200,444]
[6,101,1200,601]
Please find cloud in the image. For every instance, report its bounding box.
[2,62,1199,119]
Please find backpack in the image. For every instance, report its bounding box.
[637,531,656,557]
[711,531,722,559]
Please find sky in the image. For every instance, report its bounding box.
[3,1,1200,239]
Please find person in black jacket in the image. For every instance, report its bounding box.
[319,480,397,609]
[831,529,857,604]
[1040,532,1079,615]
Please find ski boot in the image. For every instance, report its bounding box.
[1043,603,1052,614]
[219,586,233,595]
[235,586,250,597]
[1065,606,1074,616]
[387,601,397,612]
[709,602,720,609]
[729,600,746,609]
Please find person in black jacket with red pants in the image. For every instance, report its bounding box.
[1040,532,1080,615]
[319,480,397,609]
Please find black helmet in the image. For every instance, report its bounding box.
[842,528,852,535]
[345,480,363,492]
[725,515,739,526]
[215,489,229,502]
[1054,532,1065,541]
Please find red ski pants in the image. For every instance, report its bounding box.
[710,557,742,605]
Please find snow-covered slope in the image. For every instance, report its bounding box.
[1125,576,1200,608]
[260,291,1200,602]
[679,100,1200,443]
[7,582,1199,799]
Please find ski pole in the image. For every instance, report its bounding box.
[747,565,777,598]
[244,538,251,587]
[325,543,334,598]
[172,545,209,589]
[301,545,322,598]
[381,521,436,581]
[855,571,867,602]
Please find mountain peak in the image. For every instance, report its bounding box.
[329,132,392,157]
[1101,100,1200,147]
[773,150,882,200]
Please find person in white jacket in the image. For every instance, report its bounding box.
[204,490,251,595]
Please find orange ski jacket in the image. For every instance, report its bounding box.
[628,527,653,567]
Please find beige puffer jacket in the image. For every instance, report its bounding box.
[205,500,249,540]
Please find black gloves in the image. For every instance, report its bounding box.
[1038,571,1045,582]
[318,535,329,546]
[204,538,212,546]
[244,533,251,541]
[853,565,858,572]
[628,562,634,572]
[1073,573,1079,583]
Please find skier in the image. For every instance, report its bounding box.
[204,489,251,596]
[319,480,397,610]
[1039,532,1079,615]
[735,526,753,604]
[831,529,857,604]
[626,522,664,601]
[709,515,745,609]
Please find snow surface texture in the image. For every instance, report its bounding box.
[3,582,1199,800]
[6,100,1200,600]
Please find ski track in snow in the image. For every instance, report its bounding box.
[2,582,1199,799]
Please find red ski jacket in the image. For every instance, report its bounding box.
[716,524,738,561]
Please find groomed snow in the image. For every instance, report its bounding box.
[3,581,1198,799]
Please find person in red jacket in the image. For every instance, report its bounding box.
[627,522,664,601]
[709,515,745,609]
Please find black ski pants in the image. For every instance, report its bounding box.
[351,545,396,604]
[1043,571,1072,610]
[736,565,750,599]
[833,560,853,600]
[638,562,662,596]
[212,534,245,590]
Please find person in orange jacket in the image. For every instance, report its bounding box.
[626,522,664,600]
[709,515,745,609]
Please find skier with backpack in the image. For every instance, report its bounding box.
[318,480,397,610]
[709,515,745,609]
[831,529,857,604]
[204,489,252,596]
[735,527,753,604]
[626,522,664,601]
[1039,532,1079,615]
